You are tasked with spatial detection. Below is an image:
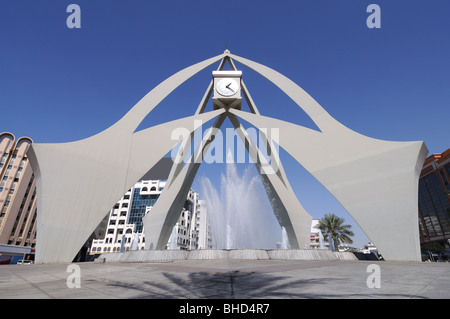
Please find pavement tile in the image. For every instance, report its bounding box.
[0,259,448,299]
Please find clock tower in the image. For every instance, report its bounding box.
[212,70,242,110]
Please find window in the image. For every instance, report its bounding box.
[128,188,159,233]
[0,153,7,165]
[439,168,450,193]
[419,173,450,237]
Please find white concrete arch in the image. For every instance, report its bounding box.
[28,53,226,263]
[227,54,428,261]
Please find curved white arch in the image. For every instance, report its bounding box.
[28,53,226,263]
[226,54,428,261]
[228,53,340,133]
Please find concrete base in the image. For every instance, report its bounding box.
[97,249,358,263]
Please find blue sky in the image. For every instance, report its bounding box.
[1,1,449,248]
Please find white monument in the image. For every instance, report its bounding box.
[28,50,427,263]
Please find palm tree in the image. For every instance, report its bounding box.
[316,213,354,251]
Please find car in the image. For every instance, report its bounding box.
[17,260,33,265]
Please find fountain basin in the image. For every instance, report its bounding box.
[96,249,357,263]
[187,250,229,260]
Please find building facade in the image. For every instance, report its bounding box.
[0,133,37,248]
[418,148,450,243]
[309,219,329,250]
[90,180,212,254]
[192,200,214,250]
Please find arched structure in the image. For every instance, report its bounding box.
[28,53,227,263]
[28,51,427,263]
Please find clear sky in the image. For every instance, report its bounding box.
[1,1,449,248]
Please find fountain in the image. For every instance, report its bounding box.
[200,150,281,250]
[96,152,359,263]
[130,233,139,251]
[226,225,234,250]
[168,225,178,250]
[280,226,290,249]
[318,229,325,249]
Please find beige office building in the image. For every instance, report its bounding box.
[0,133,37,248]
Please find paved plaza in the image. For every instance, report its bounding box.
[0,259,448,299]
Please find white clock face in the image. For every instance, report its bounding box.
[216,78,239,97]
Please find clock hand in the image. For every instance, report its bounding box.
[226,83,234,92]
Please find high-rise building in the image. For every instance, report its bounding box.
[90,179,212,254]
[0,133,37,248]
[191,200,213,250]
[418,148,450,244]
